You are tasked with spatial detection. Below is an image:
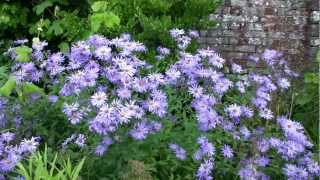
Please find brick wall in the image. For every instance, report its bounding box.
[199,0,320,71]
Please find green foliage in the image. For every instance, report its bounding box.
[15,45,32,62]
[89,12,120,32]
[0,76,16,97]
[292,51,319,146]
[0,0,220,52]
[16,145,85,180]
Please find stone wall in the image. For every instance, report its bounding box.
[199,0,320,71]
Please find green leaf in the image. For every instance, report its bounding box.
[0,65,9,80]
[58,42,69,53]
[15,46,32,62]
[71,158,85,180]
[48,20,63,36]
[91,1,108,12]
[304,73,318,84]
[90,13,103,32]
[21,83,44,95]
[34,0,53,15]
[103,12,120,28]
[0,76,16,97]
[90,12,120,32]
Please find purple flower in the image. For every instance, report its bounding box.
[239,126,251,140]
[45,95,57,104]
[0,132,15,143]
[221,144,233,159]
[96,138,115,157]
[75,134,86,147]
[196,109,221,131]
[157,46,170,56]
[231,63,243,73]
[194,136,215,160]
[283,164,308,180]
[188,30,199,38]
[116,87,132,99]
[255,156,269,167]
[169,143,187,160]
[259,108,274,120]
[277,78,290,89]
[169,28,185,38]
[95,46,112,61]
[129,121,150,140]
[196,159,214,180]
[262,49,278,65]
[238,165,259,180]
[225,104,242,118]
[63,103,85,124]
[19,137,39,153]
[91,91,107,107]
[213,78,232,94]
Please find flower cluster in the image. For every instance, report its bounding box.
[1,28,318,179]
[0,132,39,177]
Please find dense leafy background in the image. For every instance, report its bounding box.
[0,0,319,179]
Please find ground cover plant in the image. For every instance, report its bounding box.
[0,28,319,179]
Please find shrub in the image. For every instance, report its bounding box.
[0,29,319,179]
[0,0,221,52]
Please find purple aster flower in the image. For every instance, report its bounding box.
[255,156,269,167]
[63,103,85,124]
[129,121,150,140]
[239,126,251,140]
[225,104,242,118]
[0,154,21,173]
[196,159,214,180]
[19,137,39,153]
[241,106,254,118]
[95,144,108,156]
[48,95,58,103]
[157,46,170,56]
[169,143,187,160]
[213,78,232,94]
[169,28,185,38]
[195,136,215,160]
[221,144,233,159]
[116,87,132,99]
[87,35,109,47]
[189,85,204,98]
[144,98,167,117]
[188,30,199,38]
[68,41,91,69]
[14,39,28,45]
[42,52,65,76]
[259,108,274,120]
[262,49,278,65]
[95,46,112,61]
[231,63,244,73]
[208,53,225,68]
[91,91,107,107]
[32,39,48,51]
[133,78,149,93]
[283,164,308,180]
[75,134,86,147]
[196,109,221,131]
[149,121,162,133]
[256,139,270,153]
[238,165,259,180]
[0,132,15,143]
[277,78,290,89]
